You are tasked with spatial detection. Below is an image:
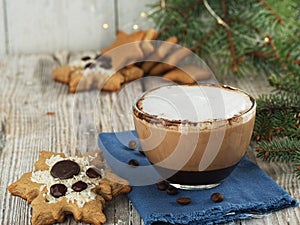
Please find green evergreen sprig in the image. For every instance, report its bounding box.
[148,0,300,76]
[256,137,300,162]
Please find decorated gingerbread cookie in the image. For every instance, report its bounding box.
[53,52,144,93]
[52,29,203,93]
[8,151,131,225]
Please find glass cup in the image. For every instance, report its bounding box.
[132,84,256,190]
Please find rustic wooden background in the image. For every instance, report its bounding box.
[0,0,155,56]
[0,0,299,224]
[0,52,299,225]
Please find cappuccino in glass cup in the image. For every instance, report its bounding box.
[133,84,256,190]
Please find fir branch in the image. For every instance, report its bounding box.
[264,35,295,77]
[256,137,300,162]
[256,92,300,114]
[268,74,300,94]
[192,24,220,53]
[229,17,261,34]
[254,92,300,141]
[257,0,284,24]
[149,0,300,77]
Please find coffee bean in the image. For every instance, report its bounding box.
[72,181,88,192]
[128,159,139,167]
[50,184,67,198]
[81,56,91,61]
[210,192,224,203]
[128,140,138,150]
[50,160,80,179]
[86,167,102,178]
[166,186,178,195]
[176,197,191,205]
[156,180,169,191]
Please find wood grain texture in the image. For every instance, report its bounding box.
[117,0,155,32]
[0,53,144,225]
[0,0,156,55]
[0,53,299,225]
[0,0,7,57]
[4,0,116,55]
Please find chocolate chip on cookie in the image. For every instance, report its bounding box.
[50,184,67,198]
[86,167,102,178]
[50,160,80,179]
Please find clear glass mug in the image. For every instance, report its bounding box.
[133,84,256,190]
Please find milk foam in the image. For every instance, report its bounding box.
[139,85,253,122]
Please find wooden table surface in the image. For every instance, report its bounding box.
[0,52,299,225]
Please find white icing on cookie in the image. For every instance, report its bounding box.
[31,155,104,208]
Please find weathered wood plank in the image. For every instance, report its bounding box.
[117,0,155,32]
[0,52,145,225]
[0,0,7,57]
[5,0,116,55]
[0,53,299,225]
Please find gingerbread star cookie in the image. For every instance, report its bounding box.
[162,64,213,83]
[8,151,131,225]
[52,29,208,92]
[53,52,144,93]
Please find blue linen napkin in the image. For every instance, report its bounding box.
[98,131,298,225]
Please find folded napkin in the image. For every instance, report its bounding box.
[98,131,298,225]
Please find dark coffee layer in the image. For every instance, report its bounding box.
[154,162,239,185]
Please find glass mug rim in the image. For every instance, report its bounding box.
[133,84,256,130]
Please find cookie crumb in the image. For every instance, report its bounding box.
[46,111,55,115]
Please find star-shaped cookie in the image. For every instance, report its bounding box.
[8,151,131,225]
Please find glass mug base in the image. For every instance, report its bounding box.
[169,182,221,190]
[154,163,238,190]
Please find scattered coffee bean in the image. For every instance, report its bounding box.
[166,186,179,195]
[86,167,102,178]
[72,181,88,192]
[210,192,224,203]
[128,140,138,150]
[81,56,91,61]
[176,197,191,205]
[156,180,169,191]
[128,159,139,167]
[50,160,80,179]
[50,184,67,198]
